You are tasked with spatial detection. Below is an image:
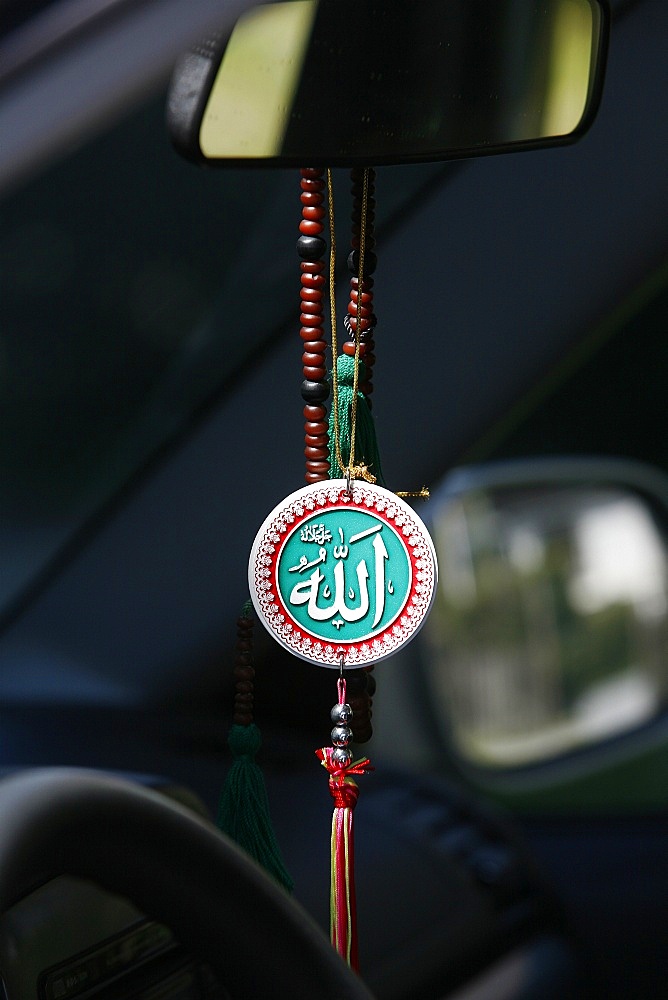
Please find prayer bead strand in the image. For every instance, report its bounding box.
[298,167,330,483]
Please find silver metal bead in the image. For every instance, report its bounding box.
[330,702,353,725]
[331,746,353,767]
[331,725,353,747]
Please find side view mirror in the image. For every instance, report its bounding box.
[422,458,668,769]
[167,0,610,168]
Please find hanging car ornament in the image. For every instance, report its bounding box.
[246,166,438,972]
[249,477,436,667]
[249,166,438,666]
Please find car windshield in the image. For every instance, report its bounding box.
[0,86,450,624]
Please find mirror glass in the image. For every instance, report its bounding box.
[423,481,668,768]
[198,0,606,165]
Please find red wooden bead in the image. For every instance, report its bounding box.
[301,339,327,354]
[306,463,330,475]
[302,352,326,367]
[299,330,322,351]
[300,312,324,327]
[342,341,368,357]
[304,445,327,460]
[302,205,326,221]
[347,316,372,332]
[347,300,372,318]
[303,405,325,421]
[350,289,373,306]
[350,277,374,290]
[300,167,324,179]
[303,365,327,380]
[300,272,326,289]
[299,219,323,236]
[305,420,328,435]
[300,191,324,206]
[300,259,326,273]
[305,433,329,447]
[300,286,322,303]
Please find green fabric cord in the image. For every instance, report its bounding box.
[217,723,294,893]
[328,355,385,486]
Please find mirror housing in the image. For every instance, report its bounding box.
[167,0,609,168]
[422,458,668,770]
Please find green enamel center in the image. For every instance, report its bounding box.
[276,508,411,643]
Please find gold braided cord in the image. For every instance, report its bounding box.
[348,168,368,474]
[326,169,345,478]
[327,168,376,485]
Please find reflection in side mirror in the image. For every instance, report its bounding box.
[168,0,609,167]
[423,461,668,769]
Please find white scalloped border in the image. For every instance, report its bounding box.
[249,480,438,667]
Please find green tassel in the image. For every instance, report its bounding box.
[328,355,385,486]
[217,723,294,893]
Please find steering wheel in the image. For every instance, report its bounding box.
[0,768,374,999]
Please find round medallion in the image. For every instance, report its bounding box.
[249,479,438,667]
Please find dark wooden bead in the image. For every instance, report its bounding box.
[300,259,326,273]
[299,219,324,236]
[306,460,330,474]
[304,445,327,460]
[305,434,329,448]
[351,724,373,744]
[235,695,254,708]
[234,665,255,680]
[303,365,327,380]
[352,196,376,212]
[345,670,369,694]
[234,712,253,726]
[236,639,252,651]
[297,235,326,259]
[305,420,328,435]
[358,329,375,342]
[363,352,376,367]
[236,616,253,628]
[359,381,373,395]
[303,404,326,421]
[300,167,324,179]
[365,672,377,696]
[235,681,254,694]
[305,470,328,483]
[348,249,377,275]
[301,380,330,403]
[302,205,326,221]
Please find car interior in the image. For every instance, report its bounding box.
[2,0,668,998]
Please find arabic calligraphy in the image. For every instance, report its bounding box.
[277,509,409,642]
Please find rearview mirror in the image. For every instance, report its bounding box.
[168,0,609,167]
